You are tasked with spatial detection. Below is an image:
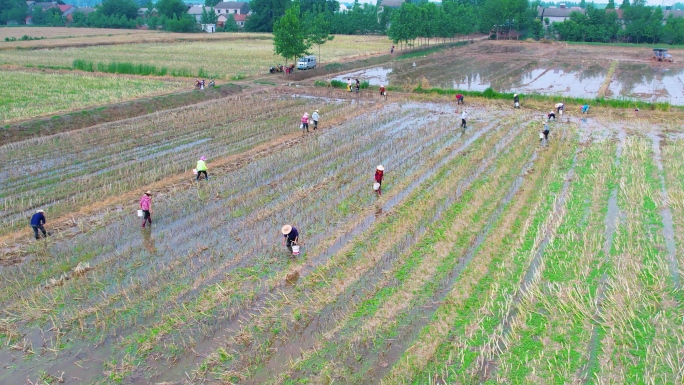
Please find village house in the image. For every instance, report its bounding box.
[214,1,249,16]
[537,3,585,26]
[377,0,404,14]
[188,6,213,23]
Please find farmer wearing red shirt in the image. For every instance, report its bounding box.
[140,190,152,228]
[375,165,384,196]
[456,94,464,104]
[379,85,387,100]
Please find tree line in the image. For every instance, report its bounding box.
[549,0,684,44]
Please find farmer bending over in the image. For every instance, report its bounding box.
[30,209,48,240]
[281,225,299,254]
[555,103,564,114]
[581,104,590,114]
[455,94,464,105]
[196,156,208,181]
[548,111,556,121]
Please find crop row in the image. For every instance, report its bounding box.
[0,101,495,384]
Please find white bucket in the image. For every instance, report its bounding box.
[514,102,519,108]
[192,169,198,175]
[373,182,380,191]
[137,210,143,217]
[292,245,300,255]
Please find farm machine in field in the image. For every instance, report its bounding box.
[653,48,674,62]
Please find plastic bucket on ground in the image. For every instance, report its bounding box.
[373,182,380,191]
[193,169,198,175]
[292,245,300,255]
[137,210,143,217]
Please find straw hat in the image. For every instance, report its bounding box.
[145,190,152,195]
[200,156,206,161]
[514,93,518,97]
[377,165,384,171]
[36,209,44,213]
[304,112,309,116]
[281,225,292,235]
[315,109,319,112]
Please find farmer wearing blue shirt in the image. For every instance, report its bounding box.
[30,209,48,240]
[281,224,299,254]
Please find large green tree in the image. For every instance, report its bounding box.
[156,0,188,19]
[246,0,291,32]
[99,0,139,19]
[0,0,27,24]
[305,12,334,63]
[273,3,311,64]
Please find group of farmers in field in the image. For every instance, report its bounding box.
[29,88,593,260]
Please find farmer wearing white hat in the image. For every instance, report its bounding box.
[461,109,469,129]
[140,190,152,228]
[374,165,385,196]
[196,156,208,181]
[555,102,564,114]
[30,209,47,240]
[547,110,556,121]
[312,110,320,130]
[513,93,520,108]
[301,112,310,133]
[281,224,299,254]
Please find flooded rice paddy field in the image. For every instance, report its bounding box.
[337,40,684,105]
[1,89,684,384]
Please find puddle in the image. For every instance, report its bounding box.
[333,67,393,86]
[608,64,684,105]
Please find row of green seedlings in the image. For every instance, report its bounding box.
[180,116,510,382]
[90,108,478,382]
[278,122,536,383]
[587,135,683,383]
[0,97,360,315]
[0,96,340,235]
[72,59,217,79]
[383,129,578,383]
[413,86,673,112]
[661,137,684,288]
[485,140,616,383]
[0,99,390,337]
[381,118,574,384]
[0,103,456,380]
[189,116,518,382]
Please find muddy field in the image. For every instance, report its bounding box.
[335,41,684,105]
[1,75,684,385]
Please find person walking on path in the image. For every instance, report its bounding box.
[543,122,550,142]
[347,78,352,92]
[374,165,384,196]
[30,209,48,240]
[140,190,152,228]
[301,112,310,133]
[379,85,387,100]
[355,79,360,93]
[311,110,320,130]
[196,156,208,181]
[513,93,520,108]
[391,45,394,54]
[461,109,469,129]
[281,224,299,254]
[455,94,464,105]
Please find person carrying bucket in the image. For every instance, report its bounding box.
[555,102,564,115]
[379,85,387,100]
[513,93,520,108]
[374,165,384,196]
[281,224,299,255]
[542,121,550,142]
[312,110,320,130]
[196,156,208,181]
[140,190,152,228]
[30,209,48,240]
[301,112,310,133]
